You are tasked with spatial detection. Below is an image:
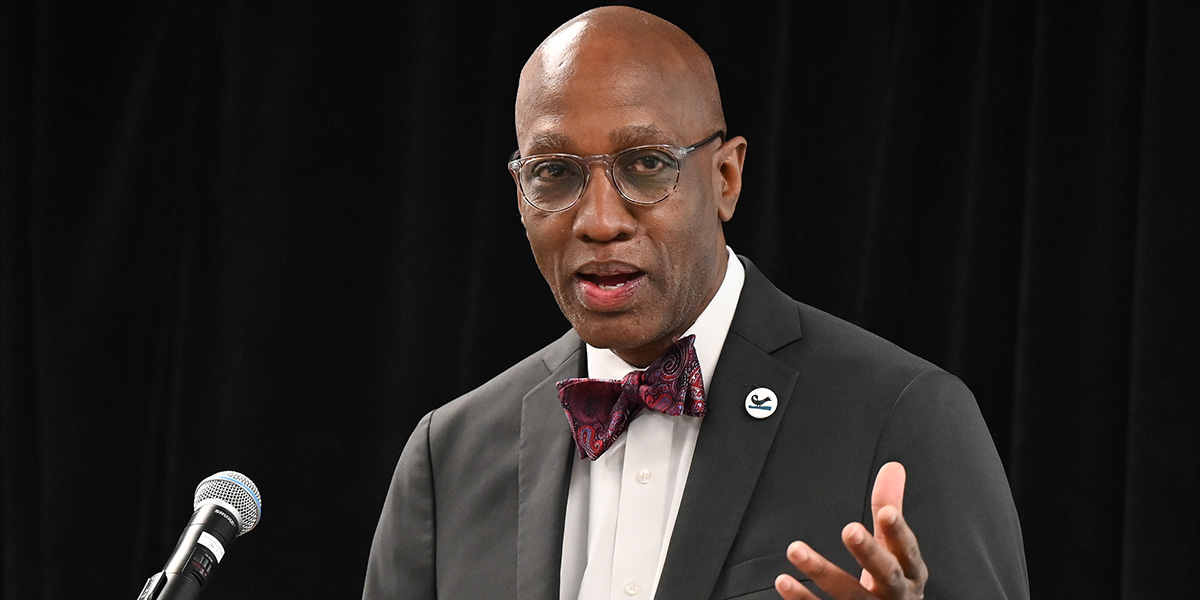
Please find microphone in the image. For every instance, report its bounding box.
[136,471,263,600]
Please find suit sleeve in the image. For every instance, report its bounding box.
[363,411,437,600]
[874,369,1030,600]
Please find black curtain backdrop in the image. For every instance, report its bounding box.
[2,1,1197,598]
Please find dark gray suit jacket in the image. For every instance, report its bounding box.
[364,258,1029,599]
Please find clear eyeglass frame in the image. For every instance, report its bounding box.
[507,130,725,213]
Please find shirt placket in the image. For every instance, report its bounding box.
[608,413,674,599]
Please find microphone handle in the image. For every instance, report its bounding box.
[136,502,240,600]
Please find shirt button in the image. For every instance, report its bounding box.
[624,581,640,596]
[636,469,652,484]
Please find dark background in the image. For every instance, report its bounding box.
[2,1,1198,598]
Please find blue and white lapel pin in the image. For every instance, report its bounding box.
[744,387,778,419]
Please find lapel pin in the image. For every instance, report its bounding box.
[744,387,777,419]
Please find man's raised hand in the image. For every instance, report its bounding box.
[774,462,928,600]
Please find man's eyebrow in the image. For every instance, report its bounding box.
[524,132,574,155]
[611,124,671,147]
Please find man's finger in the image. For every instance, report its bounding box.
[842,521,910,595]
[782,541,872,600]
[774,574,820,600]
[871,462,906,523]
[874,505,928,587]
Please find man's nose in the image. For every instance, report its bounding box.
[572,164,636,242]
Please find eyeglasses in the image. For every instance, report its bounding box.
[508,131,725,213]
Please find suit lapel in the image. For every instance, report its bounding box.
[517,332,583,600]
[655,259,804,600]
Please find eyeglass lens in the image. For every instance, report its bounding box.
[518,147,681,211]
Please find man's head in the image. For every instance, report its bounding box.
[513,6,747,367]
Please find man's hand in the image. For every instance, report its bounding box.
[774,462,928,599]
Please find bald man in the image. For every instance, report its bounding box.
[364,7,1028,600]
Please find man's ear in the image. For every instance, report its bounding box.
[714,136,747,222]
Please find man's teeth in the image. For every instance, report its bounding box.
[598,281,627,290]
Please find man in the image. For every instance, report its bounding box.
[364,7,1027,600]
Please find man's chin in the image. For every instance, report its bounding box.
[571,319,682,366]
[570,317,654,351]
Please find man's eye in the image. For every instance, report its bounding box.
[633,156,663,171]
[623,150,676,174]
[532,160,576,180]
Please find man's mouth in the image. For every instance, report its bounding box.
[574,265,646,310]
[582,272,642,290]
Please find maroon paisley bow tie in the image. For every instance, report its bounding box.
[556,335,707,461]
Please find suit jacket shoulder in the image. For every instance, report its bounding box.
[658,258,1028,599]
[426,329,580,448]
[364,330,582,600]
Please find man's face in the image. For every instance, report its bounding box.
[514,37,744,366]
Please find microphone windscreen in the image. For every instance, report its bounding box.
[192,471,262,536]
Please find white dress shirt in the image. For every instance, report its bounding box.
[560,247,746,600]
